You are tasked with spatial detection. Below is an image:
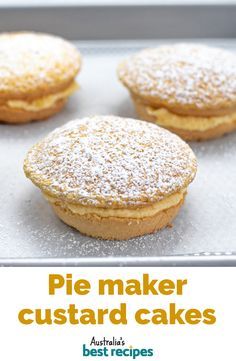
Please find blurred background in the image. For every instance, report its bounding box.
[0,0,234,40]
[0,0,236,5]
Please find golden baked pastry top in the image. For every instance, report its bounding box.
[118,43,236,115]
[0,32,81,100]
[24,115,197,208]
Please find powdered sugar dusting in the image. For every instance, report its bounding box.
[118,43,236,109]
[0,32,81,98]
[24,115,197,208]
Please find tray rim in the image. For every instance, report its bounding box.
[0,4,235,40]
[1,255,236,267]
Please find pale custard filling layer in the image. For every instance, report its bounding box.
[7,82,78,112]
[43,189,185,219]
[147,107,236,131]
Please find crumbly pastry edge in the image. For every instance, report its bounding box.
[24,150,196,209]
[6,81,78,112]
[0,81,78,123]
[23,159,197,209]
[0,98,67,124]
[51,196,185,240]
[133,96,236,141]
[43,188,186,218]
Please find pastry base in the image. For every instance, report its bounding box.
[133,97,236,141]
[0,98,67,124]
[51,198,184,240]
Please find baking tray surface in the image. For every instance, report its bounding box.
[0,40,236,262]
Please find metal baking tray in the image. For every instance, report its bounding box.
[0,5,236,266]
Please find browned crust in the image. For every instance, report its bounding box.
[24,116,197,208]
[51,198,184,240]
[166,123,236,141]
[133,96,236,141]
[0,32,81,101]
[0,78,76,103]
[130,92,236,117]
[117,45,236,117]
[0,98,67,124]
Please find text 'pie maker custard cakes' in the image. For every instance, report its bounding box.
[24,116,197,240]
[118,43,236,141]
[0,32,81,124]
